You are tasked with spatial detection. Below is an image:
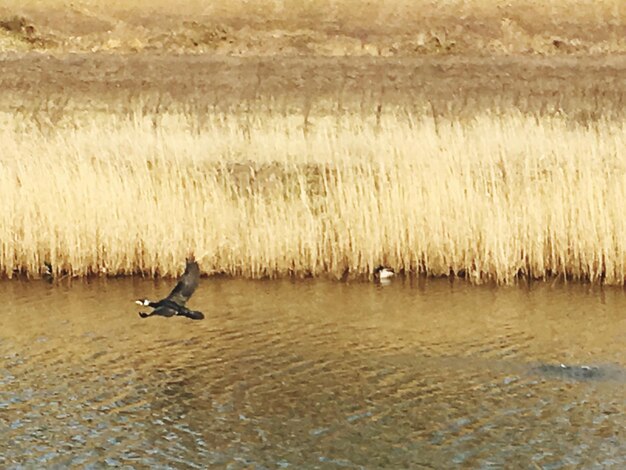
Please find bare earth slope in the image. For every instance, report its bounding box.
[0,0,625,56]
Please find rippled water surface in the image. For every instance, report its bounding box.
[0,278,624,469]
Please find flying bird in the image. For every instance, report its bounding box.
[135,258,204,320]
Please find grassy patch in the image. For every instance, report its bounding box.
[1,109,625,283]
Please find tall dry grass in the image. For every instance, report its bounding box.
[1,108,625,283]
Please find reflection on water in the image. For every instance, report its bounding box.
[0,278,624,468]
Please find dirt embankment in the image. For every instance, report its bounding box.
[0,1,625,56]
[1,2,624,124]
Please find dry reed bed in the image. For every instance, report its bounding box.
[1,110,625,283]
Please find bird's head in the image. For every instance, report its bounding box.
[135,299,151,306]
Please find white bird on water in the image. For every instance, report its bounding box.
[373,265,395,281]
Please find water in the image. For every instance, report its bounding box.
[0,277,624,469]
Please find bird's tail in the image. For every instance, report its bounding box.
[178,310,205,320]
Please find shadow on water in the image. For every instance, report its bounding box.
[0,278,624,468]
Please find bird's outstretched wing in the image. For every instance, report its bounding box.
[166,259,200,307]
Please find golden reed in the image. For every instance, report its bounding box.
[1,109,625,283]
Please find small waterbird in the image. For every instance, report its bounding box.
[373,265,395,280]
[42,261,53,283]
[135,258,204,320]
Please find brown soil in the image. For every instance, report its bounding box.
[0,1,625,56]
[0,2,625,122]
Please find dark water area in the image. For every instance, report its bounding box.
[0,278,624,469]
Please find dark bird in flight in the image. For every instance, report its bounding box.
[135,259,204,320]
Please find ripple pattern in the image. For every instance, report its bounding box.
[0,279,624,468]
